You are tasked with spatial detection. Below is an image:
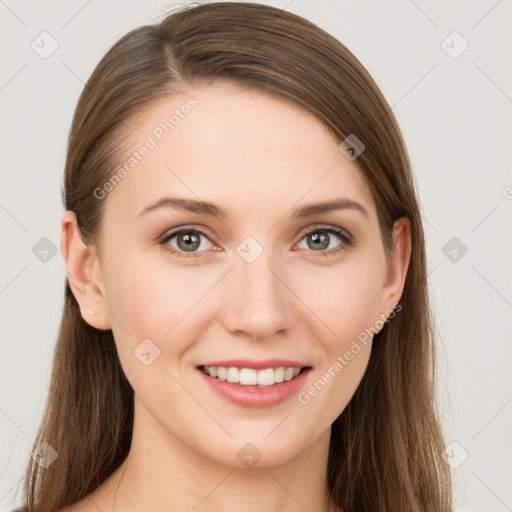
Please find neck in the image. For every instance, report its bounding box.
[109,398,338,512]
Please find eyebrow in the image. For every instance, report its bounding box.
[136,196,369,220]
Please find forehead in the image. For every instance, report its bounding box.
[104,81,376,224]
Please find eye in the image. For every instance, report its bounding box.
[159,227,214,258]
[294,225,353,257]
[158,224,353,259]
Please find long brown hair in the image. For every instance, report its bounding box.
[17,2,452,511]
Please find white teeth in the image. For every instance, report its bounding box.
[240,368,258,385]
[201,365,305,386]
[274,367,285,383]
[226,367,239,383]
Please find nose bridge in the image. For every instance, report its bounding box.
[221,243,293,339]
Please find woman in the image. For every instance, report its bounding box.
[17,2,452,511]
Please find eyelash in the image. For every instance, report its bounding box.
[158,224,353,259]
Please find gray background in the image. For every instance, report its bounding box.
[1,1,511,510]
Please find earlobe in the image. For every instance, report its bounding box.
[379,217,412,319]
[60,210,112,330]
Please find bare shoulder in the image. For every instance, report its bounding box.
[57,493,107,512]
[56,476,118,512]
[56,463,125,512]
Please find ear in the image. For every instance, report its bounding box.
[60,210,112,330]
[378,216,411,319]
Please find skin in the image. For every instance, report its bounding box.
[60,80,411,512]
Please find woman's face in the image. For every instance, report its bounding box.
[68,80,409,468]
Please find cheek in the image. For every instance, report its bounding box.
[104,252,216,361]
[103,256,204,404]
[290,259,383,412]
[295,257,385,347]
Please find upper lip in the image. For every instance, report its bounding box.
[198,359,312,370]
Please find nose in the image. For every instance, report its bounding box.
[220,249,295,341]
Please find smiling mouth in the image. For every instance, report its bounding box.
[198,365,311,387]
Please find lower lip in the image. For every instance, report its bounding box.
[197,367,312,408]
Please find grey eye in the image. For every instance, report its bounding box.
[297,229,344,251]
[167,230,213,253]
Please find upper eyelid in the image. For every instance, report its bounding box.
[296,224,352,240]
[159,225,215,244]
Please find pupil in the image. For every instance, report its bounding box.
[179,232,200,251]
[309,231,328,250]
